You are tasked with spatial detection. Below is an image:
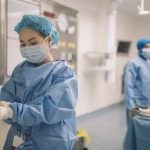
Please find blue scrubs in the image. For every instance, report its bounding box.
[124,56,150,110]
[124,116,150,150]
[0,60,78,150]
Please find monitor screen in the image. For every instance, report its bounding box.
[117,40,131,54]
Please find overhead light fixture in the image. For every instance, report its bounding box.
[137,0,150,15]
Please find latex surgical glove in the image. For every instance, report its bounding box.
[0,106,13,120]
[139,108,150,114]
[0,101,11,107]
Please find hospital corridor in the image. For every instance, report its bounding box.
[0,0,150,150]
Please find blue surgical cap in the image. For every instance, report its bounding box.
[14,15,59,45]
[137,38,150,50]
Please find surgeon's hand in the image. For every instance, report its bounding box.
[130,107,140,117]
[0,101,13,120]
[0,101,11,107]
[139,108,150,114]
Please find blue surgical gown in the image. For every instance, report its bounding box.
[0,60,78,150]
[124,116,150,150]
[124,56,150,110]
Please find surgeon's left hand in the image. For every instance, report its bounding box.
[0,101,13,120]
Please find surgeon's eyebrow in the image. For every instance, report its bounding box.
[20,37,38,42]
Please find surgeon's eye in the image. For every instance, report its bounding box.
[20,44,26,47]
[31,42,39,46]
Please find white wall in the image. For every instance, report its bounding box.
[115,11,138,107]
[133,16,150,41]
[53,0,150,116]
[52,0,125,116]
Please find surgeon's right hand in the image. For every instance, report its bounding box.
[0,106,13,120]
[0,101,11,107]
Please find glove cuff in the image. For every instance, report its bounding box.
[0,106,13,120]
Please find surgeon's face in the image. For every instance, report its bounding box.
[19,28,51,51]
[19,28,53,64]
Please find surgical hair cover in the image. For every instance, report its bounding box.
[137,38,150,50]
[14,14,59,45]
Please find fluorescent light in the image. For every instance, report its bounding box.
[137,0,150,15]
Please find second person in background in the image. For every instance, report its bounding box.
[124,38,150,123]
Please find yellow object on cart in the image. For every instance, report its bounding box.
[76,130,90,143]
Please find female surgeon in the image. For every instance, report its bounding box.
[0,15,78,150]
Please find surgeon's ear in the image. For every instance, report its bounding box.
[48,36,52,48]
[47,36,52,43]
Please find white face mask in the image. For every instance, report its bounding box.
[20,44,46,63]
[142,48,150,60]
[20,36,50,64]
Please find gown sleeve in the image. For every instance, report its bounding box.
[10,67,78,126]
[124,62,138,110]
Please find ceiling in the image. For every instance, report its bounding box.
[13,0,150,16]
[80,0,150,16]
[115,0,150,16]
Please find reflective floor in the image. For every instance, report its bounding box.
[77,103,127,150]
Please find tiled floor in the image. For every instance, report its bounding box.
[77,103,127,150]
